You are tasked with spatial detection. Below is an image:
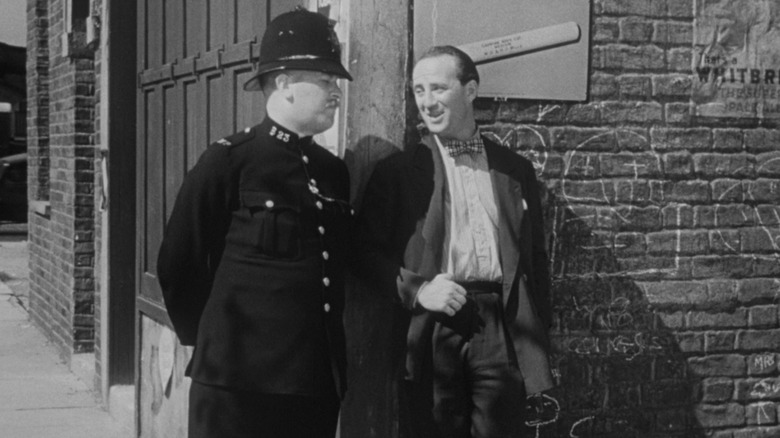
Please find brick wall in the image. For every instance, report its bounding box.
[27,0,98,363]
[476,1,780,437]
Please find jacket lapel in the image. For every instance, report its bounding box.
[417,136,446,278]
[486,142,524,300]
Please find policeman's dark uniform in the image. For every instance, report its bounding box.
[156,9,353,438]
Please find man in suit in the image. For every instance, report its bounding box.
[356,46,555,437]
[156,8,353,438]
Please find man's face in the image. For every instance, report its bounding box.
[412,55,477,141]
[286,70,342,136]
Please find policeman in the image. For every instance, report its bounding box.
[157,8,353,438]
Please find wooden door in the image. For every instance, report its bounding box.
[135,1,300,436]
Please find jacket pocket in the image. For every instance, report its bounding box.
[240,190,301,259]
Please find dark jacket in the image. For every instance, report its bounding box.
[157,117,351,398]
[356,134,553,394]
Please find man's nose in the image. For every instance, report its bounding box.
[418,90,435,108]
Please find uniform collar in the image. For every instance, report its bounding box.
[259,117,313,147]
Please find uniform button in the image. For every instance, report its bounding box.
[302,155,309,164]
[244,127,251,133]
[350,208,355,216]
[323,303,331,313]
[310,178,317,186]
[265,200,274,208]
[322,251,329,260]
[316,201,323,210]
[318,226,325,235]
[322,277,330,287]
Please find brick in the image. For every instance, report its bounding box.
[756,152,780,177]
[692,255,753,279]
[663,203,695,228]
[614,205,662,231]
[668,48,693,72]
[712,179,744,203]
[552,127,616,151]
[701,377,735,402]
[710,229,741,254]
[593,16,620,43]
[694,153,754,179]
[737,330,780,351]
[744,129,780,153]
[653,21,693,45]
[664,180,710,203]
[708,280,739,305]
[748,354,778,376]
[749,306,779,329]
[619,17,654,42]
[647,229,708,255]
[651,127,711,152]
[746,403,778,426]
[652,74,692,98]
[713,129,744,152]
[736,378,780,401]
[601,101,663,124]
[741,227,780,253]
[590,73,618,99]
[563,152,600,177]
[713,204,756,227]
[662,152,693,179]
[665,102,693,124]
[600,152,661,177]
[754,256,780,277]
[617,74,651,97]
[615,179,653,204]
[600,44,665,71]
[640,281,707,305]
[689,309,747,329]
[695,403,746,427]
[598,0,667,17]
[564,104,600,125]
[561,180,615,204]
[706,331,738,352]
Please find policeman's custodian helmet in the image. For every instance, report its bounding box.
[243,7,353,91]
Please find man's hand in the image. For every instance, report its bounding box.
[416,273,467,316]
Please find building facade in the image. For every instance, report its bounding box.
[26,0,780,437]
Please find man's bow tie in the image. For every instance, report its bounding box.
[442,136,484,157]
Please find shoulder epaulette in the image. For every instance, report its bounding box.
[213,126,256,148]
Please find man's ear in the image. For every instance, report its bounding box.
[465,79,479,102]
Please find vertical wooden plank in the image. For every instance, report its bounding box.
[208,0,229,50]
[207,73,232,142]
[147,0,164,69]
[185,0,207,57]
[144,87,165,279]
[341,1,412,438]
[270,0,303,19]
[185,79,206,170]
[164,85,184,220]
[235,0,267,42]
[164,0,185,63]
[235,67,266,130]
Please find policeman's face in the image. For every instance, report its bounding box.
[286,70,342,136]
[412,55,477,141]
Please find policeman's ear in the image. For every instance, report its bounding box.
[276,72,295,100]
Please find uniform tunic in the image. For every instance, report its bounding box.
[157,117,351,398]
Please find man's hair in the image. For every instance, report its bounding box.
[416,45,480,85]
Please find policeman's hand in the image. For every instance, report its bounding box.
[416,273,467,316]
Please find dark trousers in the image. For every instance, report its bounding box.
[188,381,340,438]
[431,291,527,438]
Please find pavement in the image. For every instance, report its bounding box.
[0,222,127,438]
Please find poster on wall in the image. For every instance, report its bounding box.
[413,0,591,101]
[693,1,780,119]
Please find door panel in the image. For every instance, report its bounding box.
[136,2,303,436]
